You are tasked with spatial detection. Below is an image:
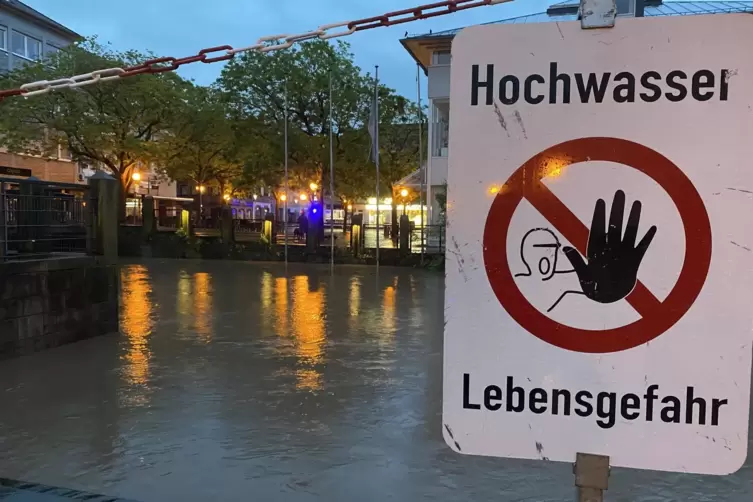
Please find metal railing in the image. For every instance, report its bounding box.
[0,177,91,262]
[363,224,399,249]
[412,224,445,253]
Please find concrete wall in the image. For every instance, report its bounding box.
[0,257,119,358]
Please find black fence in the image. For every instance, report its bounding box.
[0,177,92,262]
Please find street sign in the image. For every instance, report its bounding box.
[444,14,753,475]
[0,166,32,177]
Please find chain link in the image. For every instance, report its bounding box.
[0,0,509,102]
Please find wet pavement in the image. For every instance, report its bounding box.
[0,259,752,501]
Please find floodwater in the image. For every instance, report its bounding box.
[0,259,751,501]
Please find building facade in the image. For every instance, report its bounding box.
[401,0,753,224]
[0,0,82,183]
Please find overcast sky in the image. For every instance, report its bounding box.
[24,0,552,98]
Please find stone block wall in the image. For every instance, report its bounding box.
[0,257,119,358]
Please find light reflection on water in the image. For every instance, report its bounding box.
[292,276,325,391]
[119,265,153,406]
[0,260,751,502]
[193,273,213,344]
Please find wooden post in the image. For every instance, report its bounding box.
[574,453,610,502]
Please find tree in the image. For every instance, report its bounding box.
[0,38,190,220]
[156,86,243,199]
[377,99,425,236]
[219,39,367,162]
[218,39,423,235]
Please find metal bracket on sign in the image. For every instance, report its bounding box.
[580,0,617,28]
[574,452,611,502]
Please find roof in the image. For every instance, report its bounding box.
[0,0,81,40]
[405,1,753,39]
[396,166,426,189]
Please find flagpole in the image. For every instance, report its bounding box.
[417,63,424,266]
[375,65,380,270]
[329,70,335,273]
[284,79,289,265]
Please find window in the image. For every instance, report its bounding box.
[432,51,451,65]
[616,0,635,15]
[58,144,73,160]
[12,31,41,60]
[0,26,7,52]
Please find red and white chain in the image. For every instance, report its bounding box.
[0,0,509,102]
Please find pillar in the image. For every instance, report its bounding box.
[88,172,119,264]
[16,176,44,255]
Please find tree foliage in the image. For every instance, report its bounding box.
[0,38,189,217]
[0,37,424,215]
[217,39,423,204]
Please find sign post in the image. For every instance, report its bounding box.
[578,5,617,497]
[444,10,753,498]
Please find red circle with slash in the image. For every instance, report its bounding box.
[483,137,712,354]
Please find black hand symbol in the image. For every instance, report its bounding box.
[562,190,657,304]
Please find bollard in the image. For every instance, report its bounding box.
[399,214,411,257]
[262,214,274,247]
[350,213,363,258]
[178,208,193,236]
[307,208,322,253]
[220,205,235,244]
[88,172,119,264]
[142,196,156,238]
[574,453,610,502]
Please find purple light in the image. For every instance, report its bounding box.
[312,208,318,214]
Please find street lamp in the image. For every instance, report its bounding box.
[197,184,206,221]
[132,172,141,182]
[300,193,308,201]
[400,188,409,215]
[280,194,287,201]
[309,182,318,191]
[223,193,231,203]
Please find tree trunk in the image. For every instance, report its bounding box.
[117,179,127,223]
